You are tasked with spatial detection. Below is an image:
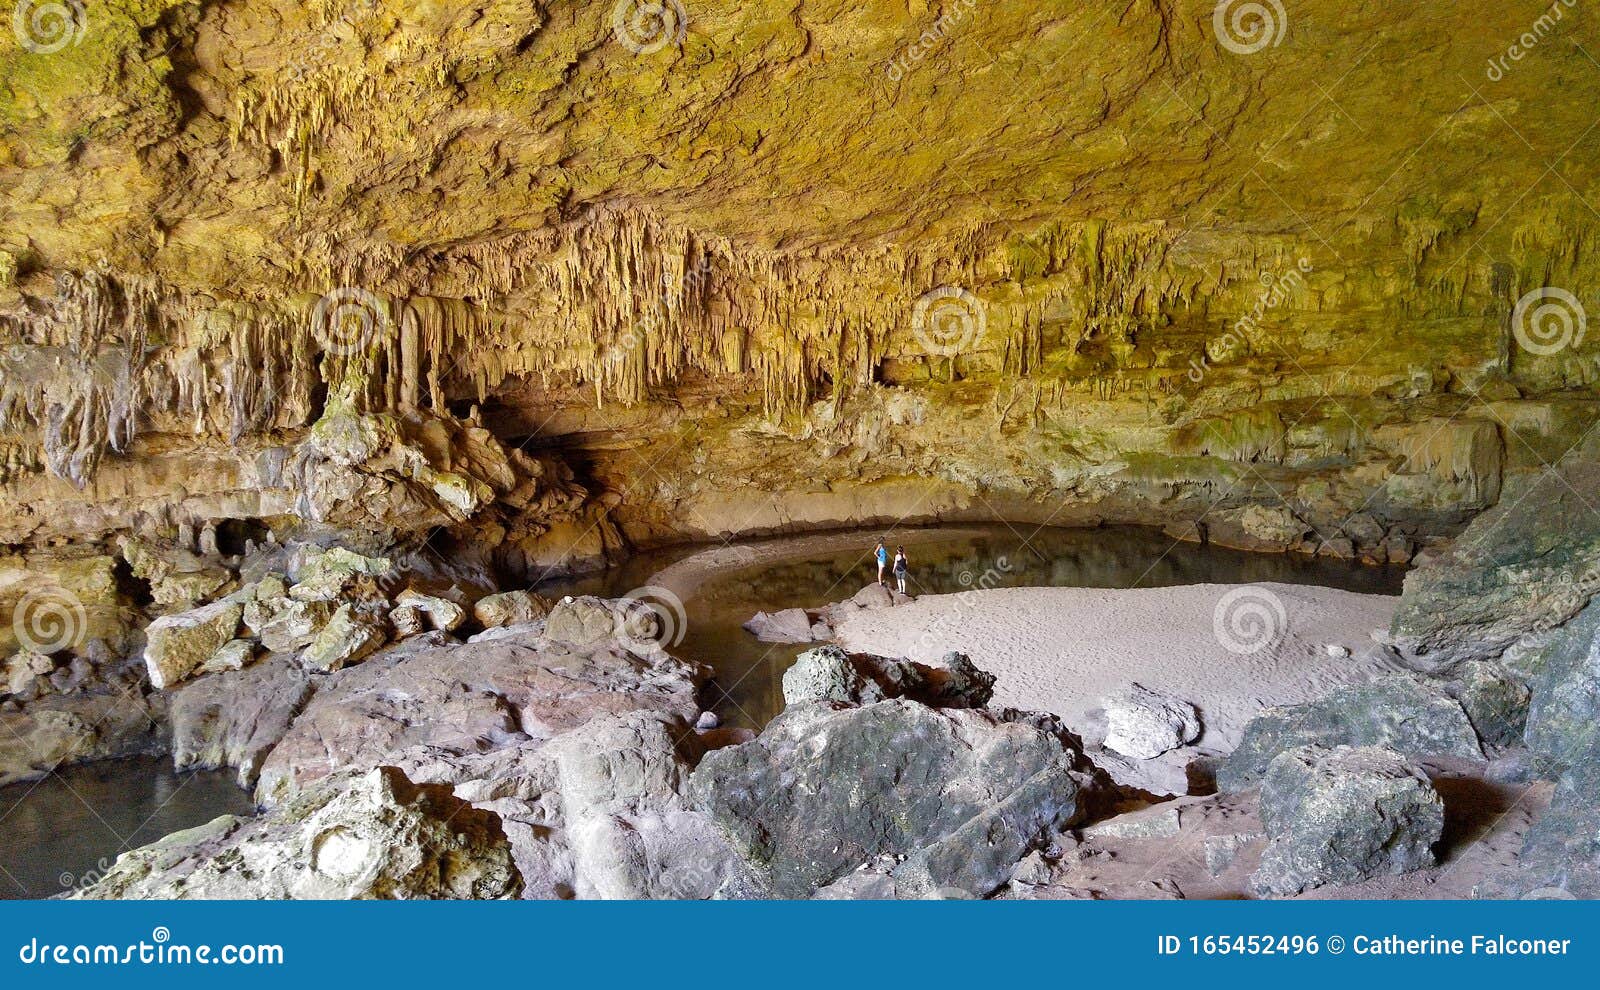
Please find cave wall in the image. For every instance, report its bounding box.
[3,0,1599,567]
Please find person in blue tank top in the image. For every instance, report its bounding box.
[875,540,889,586]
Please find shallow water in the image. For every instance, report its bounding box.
[539,523,1405,731]
[0,755,255,900]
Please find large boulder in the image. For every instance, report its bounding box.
[545,596,658,647]
[1509,760,1600,899]
[255,628,706,805]
[1102,683,1201,760]
[1391,459,1600,672]
[168,657,317,787]
[300,604,389,673]
[245,597,335,654]
[143,601,244,690]
[541,712,754,900]
[1220,675,1483,790]
[780,646,994,710]
[1251,745,1443,897]
[473,590,551,629]
[744,608,818,644]
[75,766,520,900]
[781,646,881,706]
[688,699,1097,898]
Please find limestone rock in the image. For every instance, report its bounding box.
[246,597,335,654]
[0,695,163,787]
[1251,745,1443,897]
[143,601,244,691]
[542,711,753,900]
[197,639,258,677]
[394,589,465,633]
[75,766,520,900]
[545,596,658,648]
[473,590,552,629]
[781,646,881,707]
[300,605,389,674]
[1220,675,1483,790]
[689,699,1095,898]
[743,608,818,644]
[256,628,706,805]
[1391,460,1600,671]
[1450,660,1531,751]
[1509,760,1600,899]
[1102,683,1201,760]
[168,656,316,787]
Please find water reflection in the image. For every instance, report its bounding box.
[0,756,256,901]
[541,524,1405,731]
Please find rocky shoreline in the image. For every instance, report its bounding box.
[0,447,1596,899]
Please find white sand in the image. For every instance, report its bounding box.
[833,582,1403,754]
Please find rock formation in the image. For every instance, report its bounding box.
[3,0,1600,902]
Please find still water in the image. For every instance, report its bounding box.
[538,523,1405,732]
[0,756,255,901]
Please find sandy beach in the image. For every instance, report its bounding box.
[833,582,1404,755]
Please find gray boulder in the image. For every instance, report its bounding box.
[1102,683,1201,760]
[300,604,388,673]
[780,647,994,710]
[744,608,818,644]
[1450,660,1531,751]
[75,766,520,900]
[1220,675,1483,790]
[1251,745,1443,897]
[781,646,882,706]
[1391,459,1600,671]
[545,596,658,647]
[168,656,316,787]
[1509,760,1600,899]
[689,699,1097,898]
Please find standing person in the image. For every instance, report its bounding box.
[893,546,910,595]
[875,540,889,586]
